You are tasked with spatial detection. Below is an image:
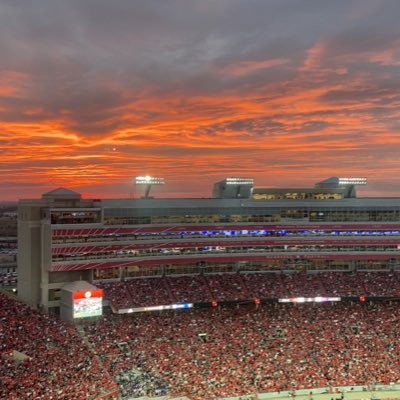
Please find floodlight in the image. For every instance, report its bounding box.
[338,177,367,185]
[225,177,254,185]
[135,176,165,198]
[135,176,165,185]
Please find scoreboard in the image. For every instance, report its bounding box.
[73,289,103,319]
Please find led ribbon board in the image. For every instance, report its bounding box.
[278,296,341,303]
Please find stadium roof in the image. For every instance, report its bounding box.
[42,188,81,200]
[61,280,98,293]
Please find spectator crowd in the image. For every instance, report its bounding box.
[0,293,117,399]
[84,301,400,400]
[98,271,400,309]
[2,271,400,400]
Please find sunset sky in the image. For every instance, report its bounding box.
[1,0,400,200]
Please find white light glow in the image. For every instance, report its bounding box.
[279,297,341,303]
[119,303,193,314]
[225,177,254,185]
[135,176,165,185]
[338,177,367,185]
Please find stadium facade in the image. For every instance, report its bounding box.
[18,177,400,311]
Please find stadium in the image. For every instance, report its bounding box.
[3,177,400,399]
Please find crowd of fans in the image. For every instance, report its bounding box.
[84,301,400,400]
[98,271,400,309]
[3,270,400,400]
[167,275,212,303]
[0,292,117,399]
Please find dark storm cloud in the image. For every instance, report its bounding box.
[320,85,400,104]
[289,121,332,134]
[0,1,348,99]
[0,0,393,123]
[193,117,286,137]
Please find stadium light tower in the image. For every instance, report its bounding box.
[135,176,165,198]
[212,177,254,199]
[315,176,367,198]
[225,177,254,198]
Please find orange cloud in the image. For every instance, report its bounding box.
[1,26,400,199]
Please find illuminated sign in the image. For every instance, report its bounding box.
[118,303,193,314]
[338,177,367,185]
[143,303,193,312]
[73,289,103,318]
[278,296,341,303]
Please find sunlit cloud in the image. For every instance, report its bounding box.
[0,0,400,199]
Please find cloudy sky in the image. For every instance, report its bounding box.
[1,0,400,199]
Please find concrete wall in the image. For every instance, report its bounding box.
[17,204,42,307]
